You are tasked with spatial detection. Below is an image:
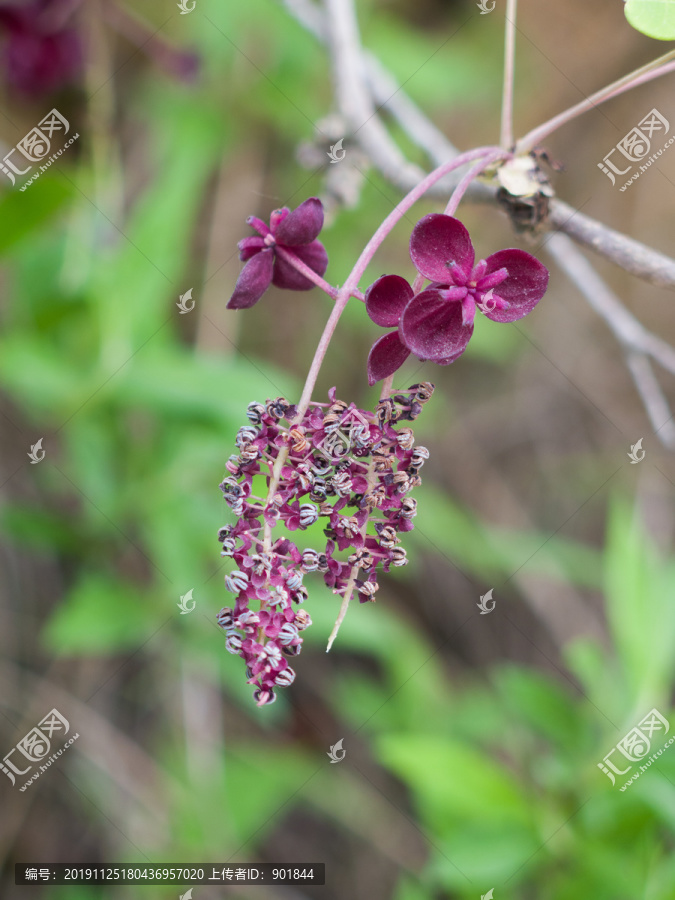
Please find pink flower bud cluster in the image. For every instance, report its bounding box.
[217,384,434,705]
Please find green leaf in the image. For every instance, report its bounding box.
[42,573,162,654]
[625,0,675,40]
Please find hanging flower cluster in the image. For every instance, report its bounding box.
[216,384,434,705]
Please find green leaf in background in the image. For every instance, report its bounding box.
[42,572,162,654]
[625,0,675,39]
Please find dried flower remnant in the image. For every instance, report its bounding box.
[216,384,434,704]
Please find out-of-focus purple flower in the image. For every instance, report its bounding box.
[0,0,82,94]
[400,214,549,363]
[227,198,328,310]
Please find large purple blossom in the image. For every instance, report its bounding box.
[217,385,433,705]
[227,198,328,310]
[365,214,549,383]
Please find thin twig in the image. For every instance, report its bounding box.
[501,0,517,150]
[545,232,675,447]
[281,0,675,290]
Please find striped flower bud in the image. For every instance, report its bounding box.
[225,570,248,593]
[285,570,304,591]
[390,547,408,566]
[236,425,259,447]
[348,549,374,569]
[293,585,309,604]
[299,503,319,528]
[246,401,265,423]
[253,688,276,706]
[301,549,320,571]
[400,497,417,518]
[396,428,415,450]
[225,633,243,654]
[411,446,430,468]
[275,667,296,687]
[220,538,236,557]
[294,609,312,630]
[237,610,260,630]
[278,622,299,645]
[216,607,234,629]
[377,525,400,549]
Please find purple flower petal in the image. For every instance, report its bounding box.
[238,235,266,261]
[269,208,289,232]
[481,249,549,323]
[227,248,274,309]
[399,288,473,362]
[367,331,411,386]
[365,275,414,327]
[272,240,328,291]
[410,214,475,284]
[274,198,324,246]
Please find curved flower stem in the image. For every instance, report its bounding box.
[263,145,503,553]
[274,245,365,302]
[516,49,675,154]
[500,0,518,150]
[444,149,510,216]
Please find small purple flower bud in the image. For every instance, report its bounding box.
[397,428,415,450]
[218,525,233,542]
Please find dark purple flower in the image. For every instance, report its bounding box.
[227,198,328,310]
[365,275,413,387]
[0,0,82,94]
[400,214,549,363]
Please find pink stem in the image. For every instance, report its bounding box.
[445,149,510,216]
[274,245,365,302]
[516,53,675,154]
